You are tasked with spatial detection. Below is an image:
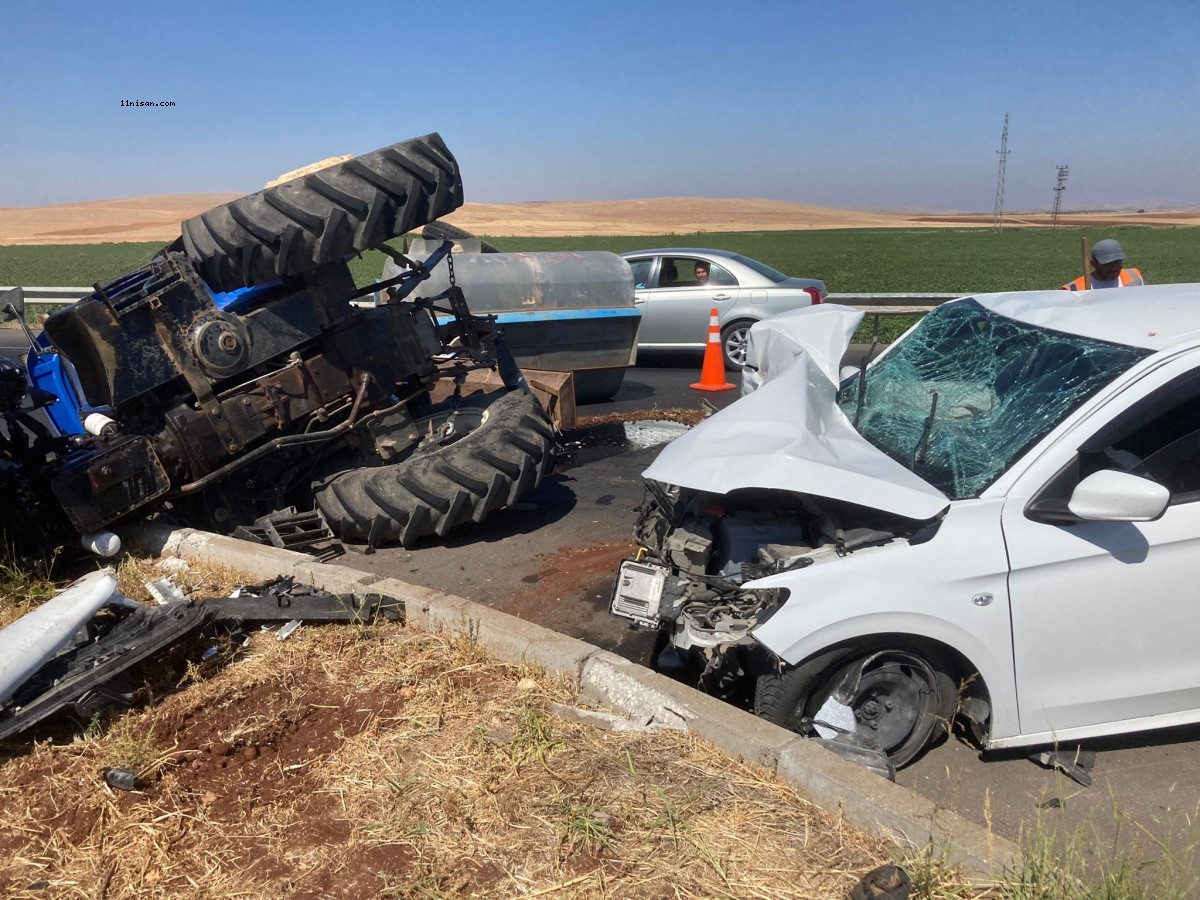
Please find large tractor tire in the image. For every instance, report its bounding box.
[313,390,555,546]
[181,133,463,292]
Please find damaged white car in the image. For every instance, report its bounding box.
[612,284,1200,769]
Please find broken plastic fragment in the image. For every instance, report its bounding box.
[1029,747,1095,787]
[0,571,120,703]
[103,767,139,791]
[276,619,302,641]
[145,577,187,606]
[812,694,858,739]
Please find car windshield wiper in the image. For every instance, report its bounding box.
[852,314,883,428]
[911,390,939,469]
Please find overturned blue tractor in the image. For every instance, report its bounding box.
[0,134,555,558]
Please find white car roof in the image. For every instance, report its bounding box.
[968,283,1200,351]
[619,248,741,258]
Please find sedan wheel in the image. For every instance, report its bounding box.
[720,321,753,370]
[755,647,958,768]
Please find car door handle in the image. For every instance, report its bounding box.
[712,293,732,301]
[634,295,647,304]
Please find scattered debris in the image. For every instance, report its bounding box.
[622,418,690,450]
[850,863,912,900]
[275,619,302,642]
[812,694,858,739]
[231,508,334,554]
[1030,747,1096,787]
[805,695,896,779]
[203,577,398,626]
[144,576,187,606]
[102,767,139,792]
[0,575,400,741]
[0,570,120,703]
[0,599,211,741]
[815,735,897,781]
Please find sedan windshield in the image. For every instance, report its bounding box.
[837,300,1152,499]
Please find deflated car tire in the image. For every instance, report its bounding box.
[754,646,958,769]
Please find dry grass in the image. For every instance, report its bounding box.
[0,557,61,629]
[111,555,245,605]
[0,616,902,898]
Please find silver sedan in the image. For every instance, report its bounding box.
[621,248,827,368]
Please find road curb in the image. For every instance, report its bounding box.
[126,521,1019,876]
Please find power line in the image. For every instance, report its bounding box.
[992,113,1010,233]
[1051,165,1069,231]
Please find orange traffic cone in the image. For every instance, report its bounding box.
[690,308,736,392]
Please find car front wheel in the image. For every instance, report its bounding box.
[720,320,755,370]
[754,646,958,768]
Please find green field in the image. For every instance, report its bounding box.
[1,226,1195,294]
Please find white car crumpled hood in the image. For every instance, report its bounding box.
[642,305,951,520]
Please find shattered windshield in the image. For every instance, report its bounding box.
[837,299,1152,499]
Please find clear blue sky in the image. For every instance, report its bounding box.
[1,0,1197,211]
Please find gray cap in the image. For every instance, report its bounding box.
[1091,239,1126,265]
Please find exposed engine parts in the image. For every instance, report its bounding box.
[617,484,918,646]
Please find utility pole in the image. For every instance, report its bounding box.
[992,113,1010,233]
[1051,165,1069,231]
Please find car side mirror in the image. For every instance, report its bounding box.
[1067,469,1169,522]
[1,286,25,323]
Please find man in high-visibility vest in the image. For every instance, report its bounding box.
[1060,239,1145,291]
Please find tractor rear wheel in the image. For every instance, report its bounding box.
[312,390,554,547]
[181,133,463,292]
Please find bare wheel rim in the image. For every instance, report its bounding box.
[409,406,487,457]
[829,651,940,753]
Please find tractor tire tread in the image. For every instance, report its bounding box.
[181,133,463,291]
[313,390,553,546]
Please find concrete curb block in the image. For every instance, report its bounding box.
[579,651,802,769]
[125,521,1019,875]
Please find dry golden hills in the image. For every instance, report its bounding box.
[1,194,1196,246]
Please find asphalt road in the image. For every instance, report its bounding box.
[7,325,1198,870]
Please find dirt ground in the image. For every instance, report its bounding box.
[2,194,1197,245]
[0,585,896,899]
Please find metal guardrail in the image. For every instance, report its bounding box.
[2,287,93,305]
[6,287,964,312]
